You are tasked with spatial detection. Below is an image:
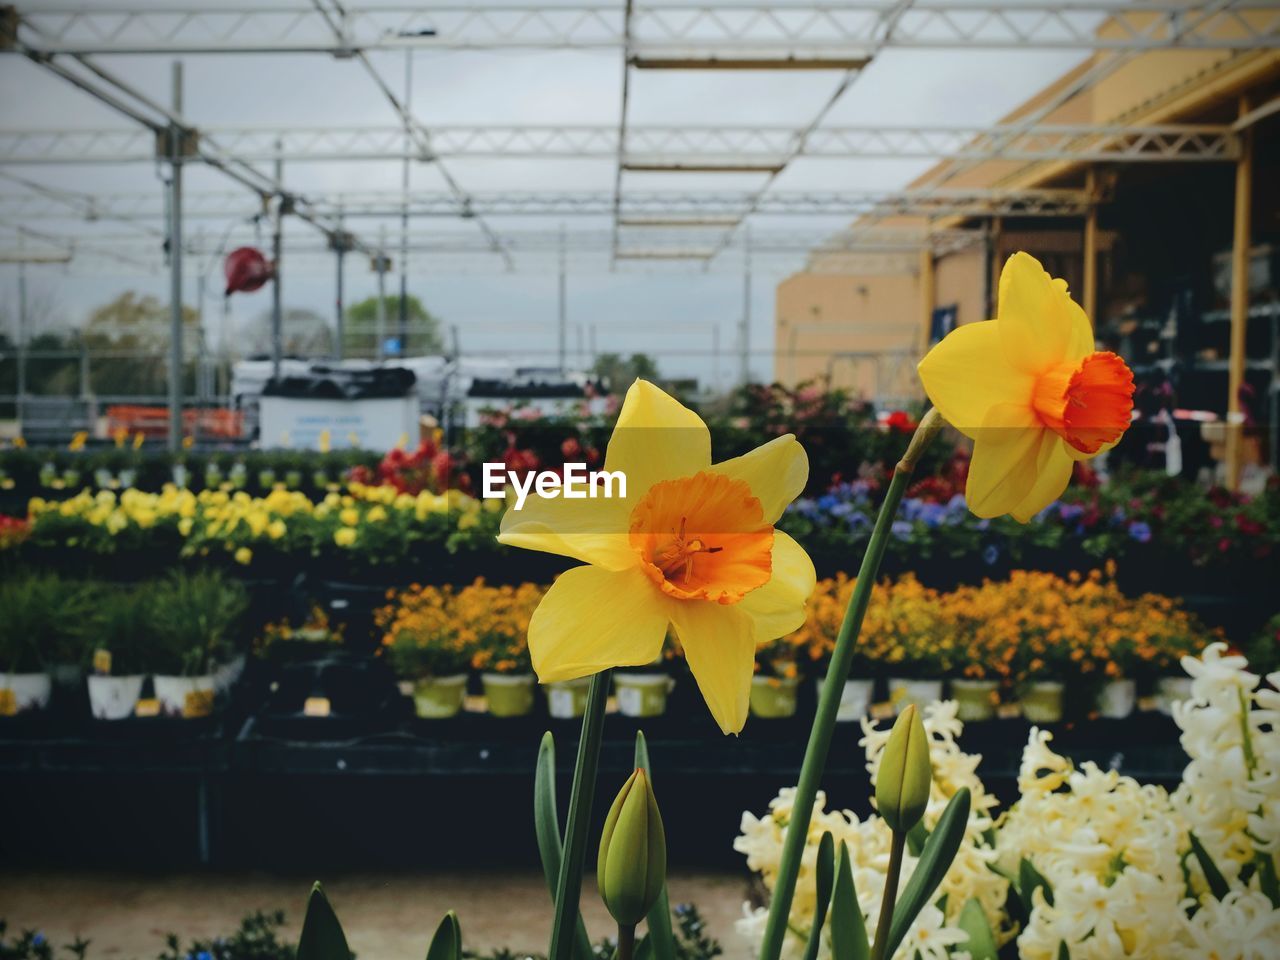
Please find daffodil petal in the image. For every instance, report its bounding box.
[996,252,1092,375]
[738,531,816,640]
[605,379,711,500]
[917,320,1032,438]
[528,565,668,683]
[709,434,808,524]
[965,402,1046,519]
[669,600,756,735]
[1009,435,1075,523]
[498,493,635,571]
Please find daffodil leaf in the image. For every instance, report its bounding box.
[297,883,350,960]
[801,832,836,960]
[886,787,971,959]
[1018,857,1054,910]
[634,731,677,960]
[1256,853,1280,908]
[1187,832,1229,900]
[633,933,654,960]
[829,840,869,960]
[424,911,461,960]
[957,898,997,960]
[534,732,594,960]
[1057,941,1070,960]
[905,820,929,858]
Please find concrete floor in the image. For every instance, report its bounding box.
[0,869,756,958]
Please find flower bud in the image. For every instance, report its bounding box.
[875,703,931,834]
[597,768,666,927]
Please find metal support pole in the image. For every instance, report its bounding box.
[919,246,935,355]
[740,225,752,385]
[398,50,412,354]
[335,210,346,361]
[712,323,721,391]
[15,235,27,430]
[1226,95,1254,491]
[1083,167,1098,324]
[375,225,388,362]
[167,61,184,453]
[271,140,284,380]
[986,217,1002,318]
[557,223,567,374]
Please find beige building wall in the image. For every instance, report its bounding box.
[773,11,1280,394]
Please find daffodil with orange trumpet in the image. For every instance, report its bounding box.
[499,378,815,736]
[919,251,1135,521]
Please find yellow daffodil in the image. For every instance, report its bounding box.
[499,379,815,735]
[918,252,1134,522]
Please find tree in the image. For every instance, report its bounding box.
[591,353,660,392]
[80,292,201,398]
[243,308,334,357]
[343,294,444,359]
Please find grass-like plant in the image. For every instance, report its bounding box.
[148,571,248,676]
[0,573,96,673]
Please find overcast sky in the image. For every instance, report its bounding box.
[0,1,1089,387]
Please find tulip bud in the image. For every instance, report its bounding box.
[875,703,931,834]
[597,768,667,927]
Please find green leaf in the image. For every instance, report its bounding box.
[885,787,971,959]
[1257,852,1280,908]
[905,820,929,859]
[1187,832,1229,901]
[534,732,595,960]
[829,841,870,960]
[634,934,654,960]
[956,898,997,960]
[1057,941,1070,960]
[425,911,461,960]
[297,883,350,960]
[1018,858,1054,910]
[635,731,677,960]
[801,832,837,960]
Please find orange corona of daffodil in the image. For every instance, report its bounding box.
[918,252,1135,522]
[498,379,816,734]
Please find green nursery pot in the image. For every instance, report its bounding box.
[413,674,469,719]
[1020,680,1065,723]
[614,672,675,718]
[544,677,591,719]
[482,673,535,717]
[749,675,799,719]
[951,678,999,722]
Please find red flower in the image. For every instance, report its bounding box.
[885,410,916,433]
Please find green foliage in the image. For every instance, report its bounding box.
[829,840,869,960]
[533,732,594,960]
[90,582,162,676]
[343,294,443,358]
[633,732,677,960]
[157,911,296,960]
[148,571,248,675]
[884,788,972,959]
[0,573,95,672]
[590,354,660,392]
[424,912,461,960]
[956,898,998,960]
[296,884,351,960]
[1188,832,1230,901]
[800,832,835,960]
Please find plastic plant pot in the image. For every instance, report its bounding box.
[951,678,999,722]
[153,675,216,718]
[749,676,799,719]
[544,677,592,719]
[815,676,874,722]
[615,673,676,718]
[1097,679,1136,719]
[87,675,145,720]
[482,673,535,718]
[1020,681,1066,723]
[0,673,52,713]
[413,674,469,719]
[888,678,943,715]
[1156,676,1192,716]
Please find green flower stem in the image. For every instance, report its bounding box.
[549,668,613,960]
[615,924,637,960]
[756,408,943,960]
[869,831,907,960]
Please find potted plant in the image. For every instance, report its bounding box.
[0,574,94,712]
[749,637,802,720]
[874,576,948,715]
[379,584,473,719]
[467,582,540,719]
[87,585,153,720]
[149,571,248,718]
[796,575,875,722]
[255,604,344,665]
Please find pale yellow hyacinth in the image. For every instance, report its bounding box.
[498,379,816,734]
[918,252,1134,522]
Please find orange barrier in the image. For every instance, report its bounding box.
[106,405,244,439]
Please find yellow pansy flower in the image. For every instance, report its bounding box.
[918,252,1135,522]
[234,546,252,565]
[334,527,357,547]
[340,508,359,526]
[499,379,815,735]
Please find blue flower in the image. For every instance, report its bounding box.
[1058,503,1084,522]
[890,520,913,541]
[918,503,946,528]
[197,950,212,960]
[982,544,1000,566]
[1128,521,1152,543]
[33,934,46,947]
[817,493,839,511]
